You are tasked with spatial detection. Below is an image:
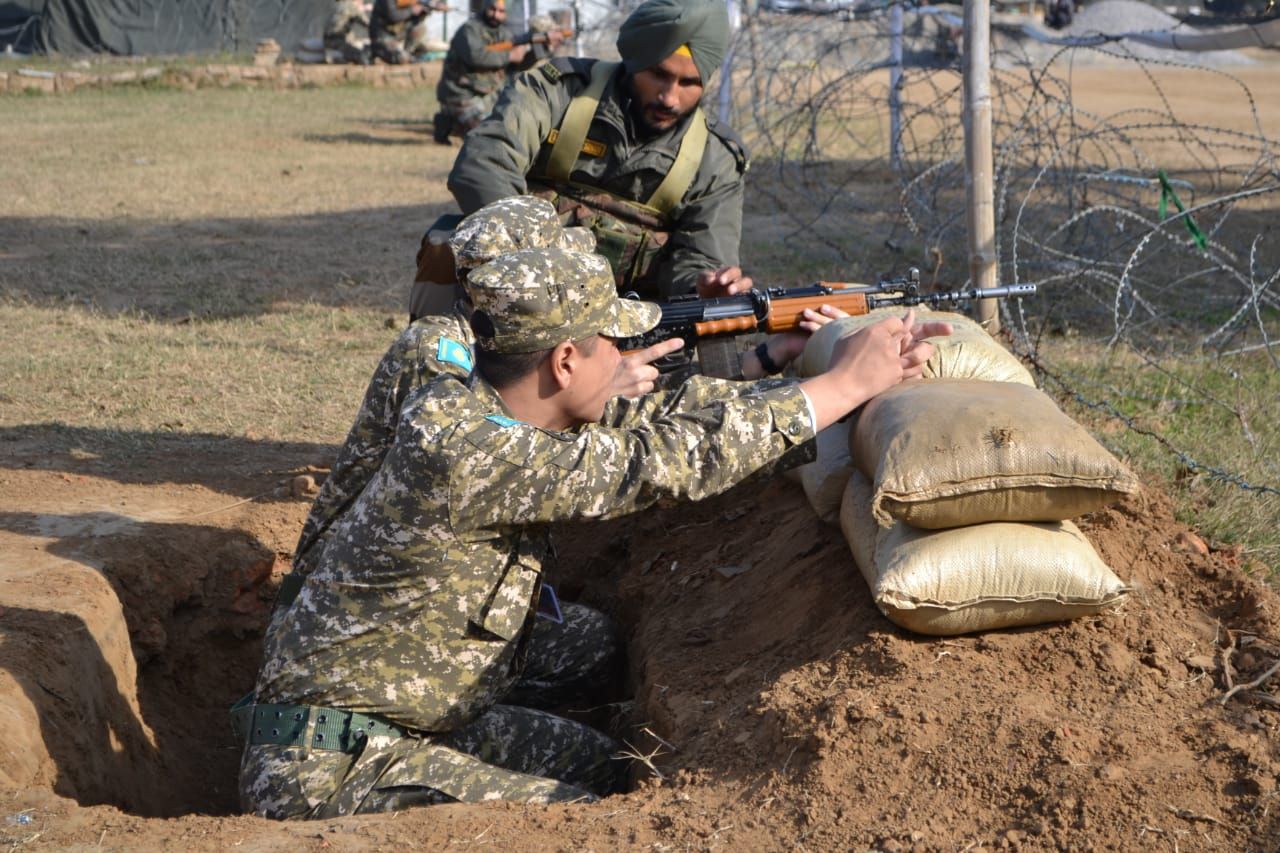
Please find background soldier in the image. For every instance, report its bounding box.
[370,0,446,65]
[323,0,371,65]
[432,0,566,143]
[446,0,752,301]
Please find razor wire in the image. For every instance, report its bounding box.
[715,2,1280,499]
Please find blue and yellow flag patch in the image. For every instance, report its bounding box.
[436,337,474,372]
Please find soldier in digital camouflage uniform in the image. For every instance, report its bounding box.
[238,240,946,818]
[323,0,371,65]
[446,0,752,301]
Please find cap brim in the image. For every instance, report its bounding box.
[601,297,661,339]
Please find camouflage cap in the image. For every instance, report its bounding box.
[465,248,660,353]
[450,196,597,271]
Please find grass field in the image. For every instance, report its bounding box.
[2,77,1277,571]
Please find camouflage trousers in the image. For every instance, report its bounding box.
[239,602,628,819]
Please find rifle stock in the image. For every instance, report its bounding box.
[620,268,1036,376]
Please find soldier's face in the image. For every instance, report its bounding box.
[629,52,704,134]
[484,1,507,26]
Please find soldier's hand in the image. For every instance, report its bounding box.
[613,337,684,398]
[508,44,530,63]
[546,29,566,48]
[897,309,951,379]
[799,316,906,432]
[695,266,753,299]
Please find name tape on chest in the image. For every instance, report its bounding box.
[545,128,606,159]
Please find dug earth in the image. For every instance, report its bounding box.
[0,429,1276,850]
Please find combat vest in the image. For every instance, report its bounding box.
[527,60,708,296]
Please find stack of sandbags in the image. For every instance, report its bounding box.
[794,309,1136,635]
[840,378,1136,635]
[789,309,1033,525]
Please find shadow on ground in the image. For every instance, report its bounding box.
[0,423,335,498]
[0,202,456,321]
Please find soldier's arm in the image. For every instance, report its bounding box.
[600,375,797,427]
[447,65,569,213]
[446,384,815,530]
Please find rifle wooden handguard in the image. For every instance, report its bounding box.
[763,293,870,332]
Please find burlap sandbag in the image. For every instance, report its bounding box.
[792,421,854,525]
[840,472,1129,635]
[852,378,1139,528]
[796,308,1035,386]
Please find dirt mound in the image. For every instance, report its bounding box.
[0,441,1276,848]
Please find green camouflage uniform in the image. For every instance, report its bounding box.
[447,58,748,300]
[240,248,815,818]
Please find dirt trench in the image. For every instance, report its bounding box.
[1,446,1278,848]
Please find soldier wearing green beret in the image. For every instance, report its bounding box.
[446,0,755,302]
[237,240,945,817]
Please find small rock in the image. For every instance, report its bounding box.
[1004,828,1025,844]
[1174,531,1209,556]
[1097,764,1126,782]
[714,564,750,580]
[290,474,318,497]
[1184,654,1216,671]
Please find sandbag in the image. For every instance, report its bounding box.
[852,378,1139,528]
[792,421,854,525]
[840,472,1129,635]
[796,308,1035,386]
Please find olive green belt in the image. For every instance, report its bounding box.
[231,694,408,754]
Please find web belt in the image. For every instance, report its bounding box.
[231,695,409,754]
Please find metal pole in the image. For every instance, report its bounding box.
[962,0,999,332]
[888,1,903,173]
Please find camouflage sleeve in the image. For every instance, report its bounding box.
[446,383,814,531]
[655,136,747,296]
[447,67,569,214]
[292,321,474,574]
[601,375,798,427]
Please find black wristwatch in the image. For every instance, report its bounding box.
[754,340,783,376]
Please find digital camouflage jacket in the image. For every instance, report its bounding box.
[255,371,813,734]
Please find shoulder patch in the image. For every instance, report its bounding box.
[484,414,519,428]
[706,119,750,174]
[436,337,474,372]
[541,63,562,83]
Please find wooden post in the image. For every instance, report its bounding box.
[963,0,999,332]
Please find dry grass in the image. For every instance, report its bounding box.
[1,77,1276,573]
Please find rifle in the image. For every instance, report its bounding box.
[485,29,574,51]
[619,268,1037,377]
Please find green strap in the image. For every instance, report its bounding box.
[645,107,707,214]
[545,60,619,183]
[1157,168,1207,251]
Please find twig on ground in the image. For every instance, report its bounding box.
[1220,660,1280,705]
[641,727,678,754]
[1165,804,1233,829]
[615,740,667,782]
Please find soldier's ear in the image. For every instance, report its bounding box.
[547,340,578,391]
